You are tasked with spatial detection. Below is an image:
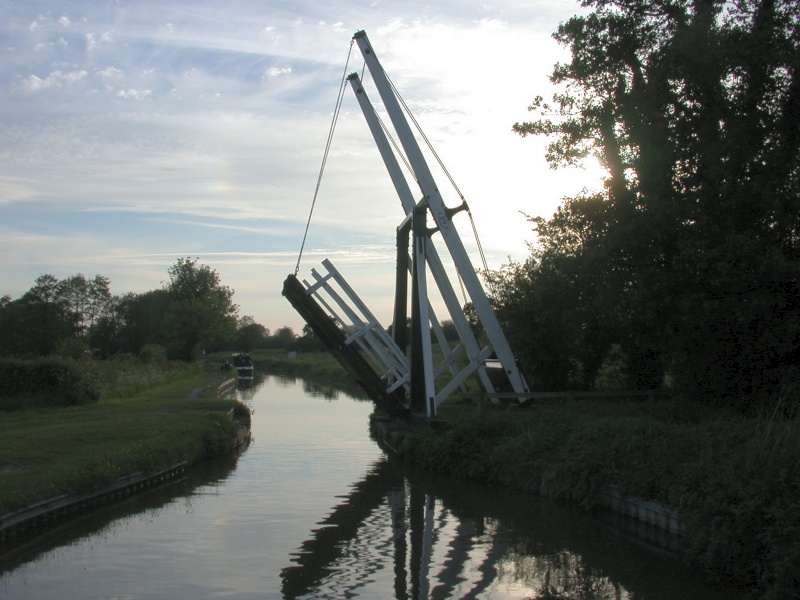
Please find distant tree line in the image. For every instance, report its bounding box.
[0,258,320,361]
[486,0,799,411]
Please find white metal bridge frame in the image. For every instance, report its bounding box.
[293,30,530,419]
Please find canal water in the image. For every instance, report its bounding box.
[0,374,743,599]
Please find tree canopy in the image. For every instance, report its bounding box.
[162,257,238,361]
[0,258,248,361]
[494,0,800,407]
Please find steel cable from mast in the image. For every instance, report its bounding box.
[383,70,495,297]
[294,41,354,276]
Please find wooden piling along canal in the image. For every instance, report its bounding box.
[1,377,251,550]
[0,462,188,546]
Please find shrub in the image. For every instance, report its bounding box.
[0,357,101,409]
[139,343,167,364]
[53,338,90,360]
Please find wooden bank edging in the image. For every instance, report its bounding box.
[0,462,188,545]
[371,417,684,538]
[1,379,251,548]
[218,377,237,396]
[603,484,682,534]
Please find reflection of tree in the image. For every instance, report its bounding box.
[282,459,601,599]
[281,457,517,600]
[523,552,629,600]
[301,380,339,400]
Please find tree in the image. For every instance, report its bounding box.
[162,258,238,361]
[0,275,72,356]
[24,274,60,304]
[232,316,269,352]
[487,195,619,390]
[271,326,297,350]
[297,323,326,351]
[55,274,91,339]
[510,0,800,404]
[91,295,128,359]
[461,303,484,340]
[439,320,460,342]
[0,263,242,362]
[86,275,112,342]
[55,274,111,346]
[116,289,171,355]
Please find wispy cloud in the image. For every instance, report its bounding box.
[0,0,598,330]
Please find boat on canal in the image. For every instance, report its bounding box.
[232,353,253,379]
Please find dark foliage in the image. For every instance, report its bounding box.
[0,357,101,409]
[0,259,244,363]
[495,0,800,408]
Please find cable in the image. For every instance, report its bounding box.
[358,68,418,185]
[376,106,417,184]
[294,40,354,276]
[385,72,465,202]
[382,69,495,297]
[469,209,495,295]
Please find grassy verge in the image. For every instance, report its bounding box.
[0,362,249,515]
[398,399,800,597]
[254,348,799,599]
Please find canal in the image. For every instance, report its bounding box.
[0,374,743,599]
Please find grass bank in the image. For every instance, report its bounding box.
[0,360,249,515]
[398,400,799,598]
[256,348,799,600]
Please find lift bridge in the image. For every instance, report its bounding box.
[283,30,530,422]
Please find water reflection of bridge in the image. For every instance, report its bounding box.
[281,458,634,600]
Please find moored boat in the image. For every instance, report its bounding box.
[232,353,254,379]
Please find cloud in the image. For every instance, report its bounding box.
[21,69,88,91]
[34,38,69,51]
[0,0,599,331]
[117,88,152,99]
[97,66,123,78]
[264,66,292,78]
[86,31,115,50]
[0,176,40,204]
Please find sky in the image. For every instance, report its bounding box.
[0,0,604,334]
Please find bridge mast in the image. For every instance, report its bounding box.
[283,31,530,422]
[350,30,530,400]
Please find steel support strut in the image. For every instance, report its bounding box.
[409,204,436,419]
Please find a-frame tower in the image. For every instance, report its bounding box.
[283,30,530,422]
